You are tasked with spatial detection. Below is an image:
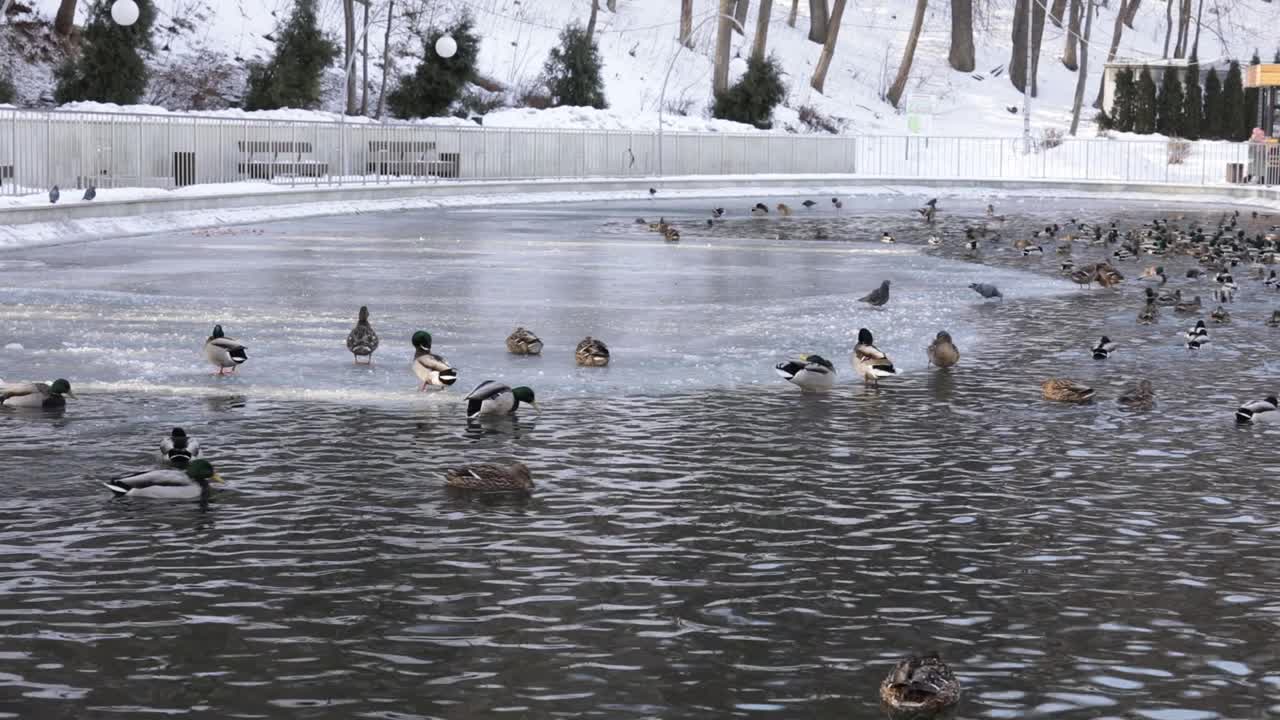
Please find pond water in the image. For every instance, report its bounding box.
[2,194,1279,719]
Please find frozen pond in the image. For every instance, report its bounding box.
[2,194,1280,719]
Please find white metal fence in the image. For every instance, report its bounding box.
[0,106,1273,198]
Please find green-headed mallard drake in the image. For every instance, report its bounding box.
[103,459,223,500]
[1210,306,1231,324]
[346,305,379,364]
[1,379,75,409]
[204,324,247,375]
[1042,378,1095,403]
[506,327,544,355]
[1091,336,1116,359]
[1138,299,1159,325]
[1118,380,1155,410]
[1185,319,1209,349]
[411,330,458,390]
[1268,310,1280,327]
[774,354,836,391]
[1174,294,1202,315]
[853,328,897,386]
[663,225,681,242]
[160,427,201,468]
[879,653,961,719]
[444,462,533,493]
[576,337,610,367]
[1236,395,1278,423]
[926,331,960,369]
[464,381,538,419]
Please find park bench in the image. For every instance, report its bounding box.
[367,140,459,178]
[236,140,329,180]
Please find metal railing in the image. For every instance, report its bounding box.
[0,106,1271,198]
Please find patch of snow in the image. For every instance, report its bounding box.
[4,343,24,351]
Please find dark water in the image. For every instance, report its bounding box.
[2,196,1280,719]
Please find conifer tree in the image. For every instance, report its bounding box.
[1222,60,1246,141]
[243,0,339,110]
[388,16,478,118]
[712,54,786,128]
[1203,68,1222,139]
[1181,58,1202,140]
[1112,66,1136,132]
[543,22,607,108]
[1134,66,1157,134]
[1156,65,1184,136]
[54,0,156,104]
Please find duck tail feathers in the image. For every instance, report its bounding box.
[1236,407,1257,423]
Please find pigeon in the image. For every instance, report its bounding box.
[49,185,60,204]
[859,280,891,307]
[82,185,96,201]
[969,282,1002,300]
[801,199,817,208]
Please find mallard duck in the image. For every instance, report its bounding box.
[880,232,896,244]
[465,381,538,418]
[926,331,960,369]
[103,459,223,500]
[411,331,458,390]
[1042,378,1095,403]
[1138,300,1159,324]
[160,427,200,468]
[204,324,247,375]
[576,337,610,367]
[1021,244,1044,256]
[711,207,725,218]
[1118,380,1155,410]
[506,327,543,355]
[1095,264,1124,289]
[1174,294,1202,315]
[663,225,681,242]
[1236,395,1278,423]
[927,235,942,246]
[750,203,769,216]
[1069,268,1095,287]
[1267,310,1280,327]
[776,203,792,216]
[1155,288,1181,306]
[346,306,379,364]
[853,328,897,386]
[1,379,75,409]
[802,199,817,208]
[774,354,836,391]
[879,653,961,719]
[1184,320,1209,349]
[1211,306,1231,324]
[444,462,533,493]
[1091,336,1116,360]
[859,280,891,307]
[1265,270,1278,288]
[1141,265,1168,284]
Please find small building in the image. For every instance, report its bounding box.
[1100,57,1234,116]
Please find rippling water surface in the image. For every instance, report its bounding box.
[3,195,1280,719]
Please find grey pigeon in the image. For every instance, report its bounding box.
[969,282,1003,300]
[83,185,96,201]
[49,185,60,204]
[859,280,891,307]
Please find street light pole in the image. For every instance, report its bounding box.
[1023,0,1033,154]
[658,13,743,177]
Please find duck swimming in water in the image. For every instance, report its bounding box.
[103,459,223,501]
[1042,378,1095,403]
[1236,395,1278,423]
[1,379,75,409]
[879,653,961,719]
[160,427,200,468]
[1118,380,1156,410]
[774,354,836,392]
[444,462,534,493]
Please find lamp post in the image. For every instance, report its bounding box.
[1022,0,1032,154]
[110,0,140,26]
[657,12,744,177]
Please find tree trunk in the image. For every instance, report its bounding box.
[1063,0,1079,70]
[680,0,694,47]
[1162,0,1173,58]
[344,0,357,115]
[733,0,750,34]
[376,0,394,118]
[587,0,599,38]
[808,0,829,43]
[1190,0,1204,56]
[788,0,799,26]
[810,0,848,93]
[1122,0,1140,27]
[713,0,735,94]
[1069,0,1095,134]
[1049,0,1066,27]
[1093,0,1128,108]
[360,0,369,115]
[607,0,617,10]
[1009,0,1029,93]
[1030,0,1046,96]
[1173,0,1189,58]
[752,0,773,59]
[949,0,975,72]
[54,0,76,37]
[887,0,926,107]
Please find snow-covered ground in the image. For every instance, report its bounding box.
[10,0,1280,137]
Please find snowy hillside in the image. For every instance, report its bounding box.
[8,0,1280,136]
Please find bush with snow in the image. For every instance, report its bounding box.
[54,0,156,105]
[713,55,786,130]
[543,23,607,110]
[388,16,478,119]
[243,0,338,111]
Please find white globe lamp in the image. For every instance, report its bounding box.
[435,34,457,59]
[110,0,140,26]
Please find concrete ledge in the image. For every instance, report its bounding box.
[3,175,1279,249]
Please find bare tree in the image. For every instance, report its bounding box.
[808,0,829,43]
[949,0,975,72]
[54,0,76,37]
[810,0,847,93]
[1062,0,1080,70]
[587,0,599,38]
[607,0,617,10]
[1049,0,1066,27]
[734,0,750,35]
[1069,0,1095,134]
[713,0,735,94]
[1163,0,1173,58]
[887,0,926,106]
[1190,0,1204,55]
[1122,0,1140,27]
[360,0,370,115]
[752,0,773,58]
[1093,0,1129,107]
[1009,0,1029,93]
[344,0,358,114]
[1030,0,1046,95]
[1173,0,1190,57]
[788,0,799,26]
[680,0,694,47]
[376,0,395,118]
